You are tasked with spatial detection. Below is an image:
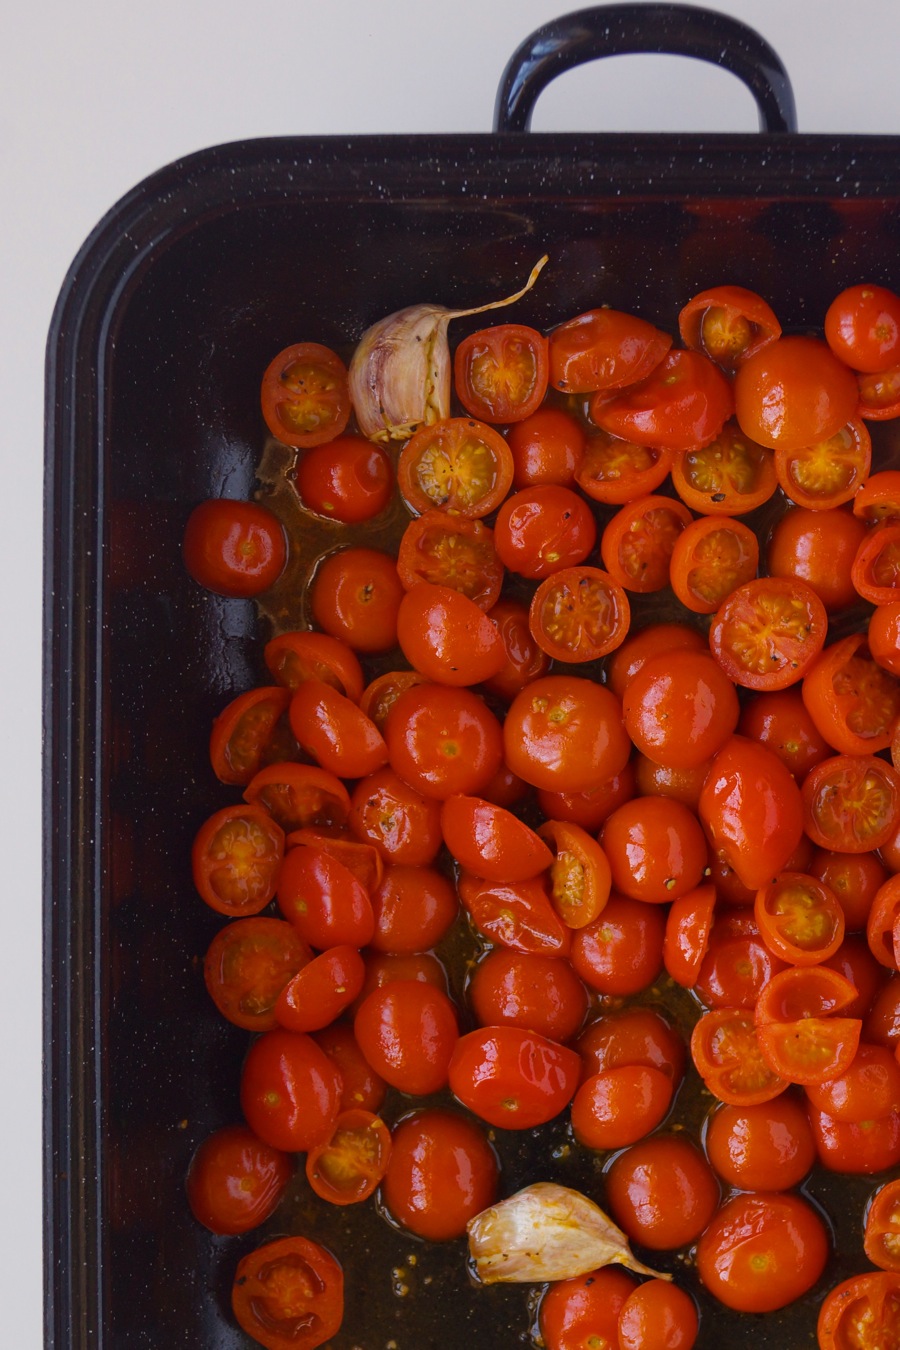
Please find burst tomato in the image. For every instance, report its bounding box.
[231,1235,343,1350]
[699,735,804,890]
[591,349,733,450]
[696,1191,828,1313]
[440,794,552,883]
[818,1272,900,1350]
[493,484,596,579]
[548,307,671,393]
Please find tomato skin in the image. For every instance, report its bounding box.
[825,283,900,372]
[679,283,780,369]
[528,565,631,662]
[209,686,292,787]
[691,1007,788,1106]
[441,794,552,882]
[396,582,506,686]
[669,514,759,615]
[854,469,900,524]
[309,546,404,654]
[755,965,862,1087]
[448,1025,580,1129]
[864,1178,900,1270]
[353,980,459,1096]
[368,864,458,953]
[852,521,900,606]
[774,416,871,512]
[538,818,612,930]
[502,675,630,793]
[506,406,586,488]
[539,1267,637,1350]
[767,505,868,612]
[239,1028,343,1152]
[858,363,900,420]
[536,763,636,832]
[575,432,675,506]
[869,601,900,676]
[623,650,739,770]
[802,635,900,757]
[396,510,504,609]
[182,498,287,598]
[260,341,350,449]
[591,348,734,451]
[569,894,666,997]
[733,335,860,452]
[244,762,350,835]
[381,1108,499,1241]
[192,803,285,917]
[709,576,828,693]
[664,883,716,988]
[294,434,393,523]
[813,848,889,933]
[698,735,804,891]
[397,416,514,518]
[807,1042,900,1122]
[548,307,671,394]
[384,682,504,801]
[808,1103,900,1174]
[570,1063,673,1150]
[458,872,572,958]
[576,1005,686,1085]
[204,916,312,1032]
[264,629,365,702]
[482,597,551,702]
[467,949,587,1043]
[454,322,549,423]
[817,1272,900,1350]
[288,679,388,779]
[694,915,786,1010]
[493,485,596,579]
[313,1022,387,1115]
[704,1094,816,1191]
[696,1191,828,1313]
[277,845,375,950]
[605,1134,720,1251]
[305,1109,391,1206]
[606,622,706,700]
[737,687,831,780]
[231,1234,343,1350]
[186,1124,293,1235]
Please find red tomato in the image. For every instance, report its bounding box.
[869,601,900,675]
[448,1025,581,1129]
[802,753,900,853]
[548,307,671,393]
[664,883,716,988]
[395,510,504,609]
[275,945,366,1033]
[812,848,889,933]
[537,818,612,930]
[755,871,845,967]
[852,521,900,605]
[818,1272,900,1350]
[605,1134,720,1250]
[569,894,666,997]
[309,546,404,654]
[397,416,514,518]
[823,934,889,1018]
[505,406,586,488]
[276,844,375,950]
[809,1103,900,1174]
[803,634,900,756]
[260,341,351,448]
[618,1282,699,1350]
[381,1108,498,1241]
[294,434,393,523]
[867,875,900,969]
[305,1109,391,1206]
[263,629,364,701]
[576,1005,685,1083]
[634,754,711,811]
[536,763,636,832]
[528,565,631,662]
[539,1268,637,1350]
[704,1094,815,1191]
[669,515,759,615]
[384,682,503,801]
[313,1021,387,1114]
[709,576,828,692]
[440,794,552,882]
[182,498,286,597]
[591,348,733,451]
[679,283,780,369]
[395,582,506,686]
[854,469,900,523]
[453,322,549,422]
[209,686,292,786]
[825,283,900,371]
[503,675,630,793]
[690,1007,788,1106]
[858,363,900,419]
[767,505,868,611]
[606,622,706,700]
[774,417,871,511]
[699,735,804,890]
[348,765,443,866]
[737,687,831,780]
[574,432,675,505]
[231,1235,343,1350]
[755,965,861,1086]
[571,1063,673,1150]
[493,485,596,579]
[733,335,859,451]
[865,1179,900,1270]
[467,949,587,1043]
[357,951,449,1005]
[457,872,572,958]
[186,1124,293,1235]
[240,1028,343,1152]
[623,649,739,769]
[353,980,459,1095]
[288,679,387,779]
[670,421,778,515]
[358,670,429,732]
[696,1191,828,1313]
[694,914,786,1010]
[807,1043,900,1122]
[482,597,551,702]
[204,916,311,1032]
[244,761,350,834]
[600,494,692,594]
[192,803,285,917]
[600,796,708,903]
[368,863,458,953]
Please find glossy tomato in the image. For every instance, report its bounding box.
[600,796,708,903]
[528,565,630,662]
[803,634,900,756]
[737,687,831,780]
[591,348,733,450]
[669,515,759,614]
[699,735,804,890]
[548,307,671,393]
[448,1025,580,1129]
[348,765,443,865]
[454,322,549,422]
[575,432,675,505]
[537,818,612,930]
[192,803,285,917]
[570,1062,673,1150]
[754,871,845,967]
[466,949,587,1044]
[623,649,739,769]
[679,283,780,369]
[576,1005,686,1084]
[305,1109,391,1206]
[704,1094,815,1192]
[263,628,364,701]
[503,675,630,793]
[353,980,459,1096]
[231,1234,343,1350]
[733,335,859,451]
[368,863,458,953]
[209,686,292,786]
[505,406,586,487]
[493,484,596,579]
[774,416,871,511]
[825,283,900,371]
[690,1007,788,1106]
[766,505,868,612]
[182,498,286,597]
[288,679,388,779]
[395,510,504,609]
[539,1268,637,1350]
[605,1134,720,1250]
[397,416,514,517]
[457,872,571,958]
[240,1028,343,1152]
[309,546,404,653]
[817,1272,900,1350]
[313,1021,387,1115]
[482,597,551,702]
[204,916,311,1032]
[294,434,393,523]
[381,1108,499,1241]
[395,582,506,686]
[186,1124,293,1235]
[384,682,504,801]
[606,621,706,699]
[709,576,828,692]
[696,1191,828,1313]
[600,494,692,594]
[618,1281,699,1350]
[670,421,778,515]
[440,794,552,882]
[569,894,666,997]
[275,945,366,1033]
[260,341,350,448]
[663,883,716,988]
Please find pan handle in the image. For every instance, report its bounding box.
[494,3,797,133]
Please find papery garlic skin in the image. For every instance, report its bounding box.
[466,1181,668,1285]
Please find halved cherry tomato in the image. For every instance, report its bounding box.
[755,965,861,1085]
[858,363,900,420]
[865,1178,900,1270]
[209,686,292,786]
[854,469,900,523]
[866,874,900,969]
[709,576,828,692]
[231,1234,343,1350]
[305,1109,391,1206]
[384,682,503,801]
[506,406,586,487]
[605,1134,720,1251]
[482,598,551,702]
[240,1028,343,1152]
[204,916,311,1032]
[264,629,365,702]
[192,803,285,917]
[754,872,845,967]
[802,754,900,853]
[600,494,692,594]
[396,581,506,686]
[767,505,869,612]
[606,621,706,699]
[704,1093,815,1192]
[309,546,404,654]
[825,283,900,371]
[381,1108,498,1241]
[696,1191,828,1313]
[186,1124,293,1236]
[288,679,387,779]
[774,417,871,511]
[853,522,900,605]
[353,980,459,1096]
[664,883,716,988]
[244,762,350,834]
[670,422,778,515]
[679,283,780,369]
[669,515,759,614]
[457,871,571,958]
[733,335,859,451]
[600,796,707,903]
[503,675,631,793]
[286,831,383,895]
[618,1279,699,1350]
[571,1063,673,1150]
[358,670,429,732]
[591,348,733,451]
[397,416,514,518]
[537,818,612,930]
[454,322,549,422]
[275,944,366,1033]
[869,601,900,676]
[574,432,675,504]
[539,1268,637,1350]
[260,341,351,449]
[817,1272,900,1350]
[276,844,375,950]
[802,634,900,756]
[493,484,596,579]
[182,498,287,597]
[623,649,739,769]
[569,894,666,997]
[368,863,458,954]
[395,510,503,608]
[690,1007,788,1106]
[528,565,631,662]
[440,794,552,882]
[467,949,588,1043]
[548,307,671,393]
[448,1025,580,1129]
[293,434,393,523]
[348,766,443,866]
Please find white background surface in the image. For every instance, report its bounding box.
[5,1,900,1343]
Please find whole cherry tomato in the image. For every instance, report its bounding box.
[240,1027,343,1152]
[231,1234,343,1350]
[767,505,868,611]
[737,687,831,780]
[571,1062,673,1150]
[502,675,630,793]
[618,1279,700,1350]
[277,844,375,950]
[810,1104,900,1174]
[381,1108,499,1241]
[384,682,504,801]
[182,498,286,597]
[467,949,587,1043]
[704,1094,815,1192]
[260,341,350,448]
[313,1021,387,1114]
[591,348,733,450]
[696,1191,828,1313]
[825,283,900,371]
[353,980,459,1096]
[294,434,393,523]
[812,848,889,932]
[733,335,859,451]
[493,485,596,579]
[348,765,443,865]
[622,649,739,769]
[569,894,666,997]
[539,1267,637,1350]
[505,406,586,487]
[186,1124,293,1235]
[694,912,786,1009]
[600,796,708,903]
[605,1134,720,1250]
[448,1025,580,1129]
[482,597,551,702]
[309,546,404,653]
[606,621,706,699]
[453,322,549,422]
[368,863,458,953]
[576,1005,686,1084]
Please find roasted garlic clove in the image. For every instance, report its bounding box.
[348,255,548,442]
[466,1181,669,1285]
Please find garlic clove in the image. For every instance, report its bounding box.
[466,1181,670,1285]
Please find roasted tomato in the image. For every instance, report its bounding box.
[231,1235,344,1350]
[397,416,514,518]
[590,348,733,451]
[186,1125,293,1235]
[395,510,504,608]
[733,335,859,451]
[696,1191,828,1313]
[825,283,900,371]
[293,434,393,522]
[381,1108,499,1241]
[670,421,778,516]
[709,576,828,692]
[260,341,351,448]
[548,307,671,393]
[183,498,286,597]
[454,322,549,422]
[698,736,804,890]
[679,283,780,369]
[528,566,630,662]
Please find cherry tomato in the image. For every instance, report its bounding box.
[600,494,692,594]
[294,434,393,523]
[576,1005,686,1085]
[348,765,443,866]
[381,1108,499,1241]
[664,883,716,988]
[569,894,666,997]
[368,863,458,953]
[670,421,778,515]
[192,802,285,917]
[618,1279,700,1350]
[396,581,506,686]
[358,670,429,732]
[309,546,404,654]
[802,753,900,853]
[231,1234,343,1350]
[852,522,900,605]
[694,913,786,1010]
[240,1028,343,1152]
[260,341,350,448]
[807,1043,900,1122]
[812,848,889,932]
[774,417,871,511]
[623,649,739,769]
[263,629,364,701]
[209,686,292,786]
[669,515,759,614]
[865,1178,900,1270]
[605,1134,719,1251]
[803,635,900,756]
[493,484,596,579]
[824,934,889,1018]
[809,1103,900,1175]
[606,621,706,700]
[825,283,900,371]
[186,1124,293,1235]
[457,872,572,958]
[275,944,366,1033]
[591,348,733,451]
[440,794,552,882]
[869,601,900,676]
[288,679,387,779]
[855,469,900,523]
[679,283,780,369]
[454,322,549,422]
[528,565,631,662]
[449,1025,580,1130]
[733,335,859,451]
[353,980,458,1096]
[571,1063,673,1150]
[357,950,449,1005]
[691,1007,788,1106]
[858,363,900,419]
[537,818,612,930]
[244,761,350,834]
[503,675,630,793]
[755,965,861,1086]
[276,844,375,950]
[305,1108,391,1206]
[696,1191,828,1313]
[575,432,675,505]
[467,949,588,1043]
[766,505,868,611]
[867,875,900,969]
[384,682,503,801]
[204,916,311,1032]
[755,871,845,967]
[313,1021,387,1114]
[699,735,804,890]
[634,755,711,811]
[548,307,671,393]
[600,796,707,903]
[536,763,636,832]
[817,1272,900,1350]
[395,510,503,609]
[709,576,828,692]
[704,1093,815,1191]
[737,687,831,780]
[397,416,514,518]
[182,498,286,597]
[539,1267,637,1350]
[482,597,551,702]
[506,406,586,487]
